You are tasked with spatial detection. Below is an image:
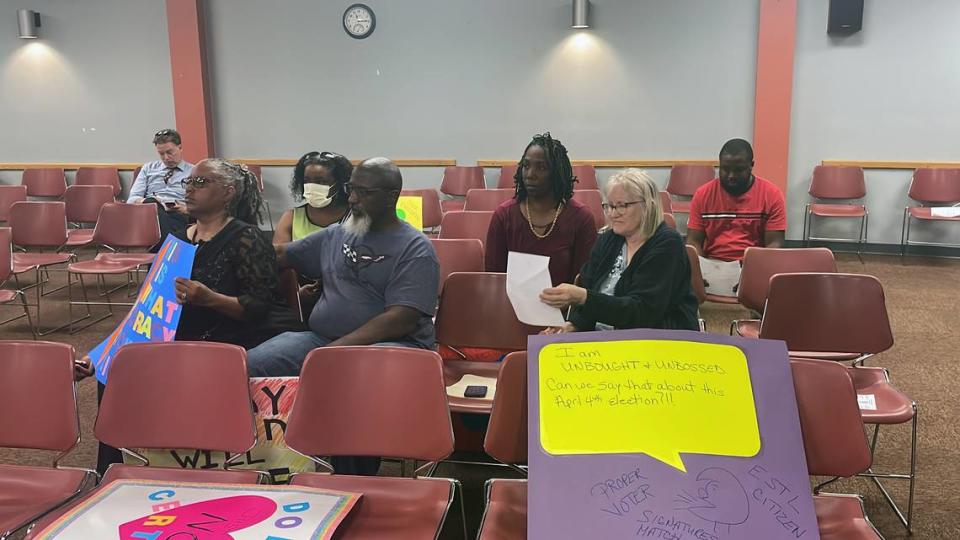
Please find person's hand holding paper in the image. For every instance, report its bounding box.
[506,251,566,327]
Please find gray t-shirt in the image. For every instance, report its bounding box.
[285,221,439,349]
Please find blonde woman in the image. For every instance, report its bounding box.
[540,169,698,332]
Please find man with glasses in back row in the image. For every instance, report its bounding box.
[127,129,194,247]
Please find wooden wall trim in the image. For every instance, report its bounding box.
[476,159,717,168]
[0,159,458,171]
[821,160,960,170]
[0,163,143,170]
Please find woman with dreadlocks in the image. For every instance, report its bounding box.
[485,132,598,285]
[172,158,304,348]
[273,151,353,244]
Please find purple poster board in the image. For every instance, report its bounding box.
[528,329,820,540]
[89,235,196,384]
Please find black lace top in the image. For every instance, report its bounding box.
[174,219,302,349]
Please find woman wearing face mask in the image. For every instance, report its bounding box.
[274,151,353,244]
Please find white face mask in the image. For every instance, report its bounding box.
[302,183,334,208]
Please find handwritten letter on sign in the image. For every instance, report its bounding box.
[529,329,821,540]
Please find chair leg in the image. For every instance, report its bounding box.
[857,214,866,263]
[900,210,910,259]
[860,405,918,534]
[802,208,811,248]
[21,292,36,340]
[454,479,468,540]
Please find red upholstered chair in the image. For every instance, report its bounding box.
[21,168,66,198]
[803,166,868,254]
[24,342,264,537]
[0,185,28,223]
[572,189,604,230]
[659,190,673,213]
[430,238,484,293]
[438,210,494,250]
[464,188,513,212]
[440,166,485,213]
[662,212,677,230]
[400,188,444,232]
[9,201,74,334]
[131,165,142,184]
[790,358,883,540]
[75,167,121,197]
[478,351,528,540]
[285,346,464,540]
[731,247,836,338]
[63,185,115,248]
[0,228,35,337]
[666,164,714,215]
[572,164,598,190]
[683,245,707,332]
[0,341,95,538]
[760,273,916,533]
[497,164,519,189]
[900,167,960,256]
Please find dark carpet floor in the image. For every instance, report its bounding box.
[0,252,956,539]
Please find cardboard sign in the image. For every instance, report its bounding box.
[529,329,820,540]
[89,235,197,384]
[124,378,315,483]
[34,480,359,539]
[396,196,423,230]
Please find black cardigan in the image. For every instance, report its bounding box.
[568,222,699,331]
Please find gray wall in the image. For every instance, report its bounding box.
[0,0,175,189]
[789,0,960,245]
[206,0,758,219]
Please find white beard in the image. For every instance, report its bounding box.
[342,211,372,237]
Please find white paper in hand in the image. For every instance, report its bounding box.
[698,256,742,298]
[930,207,960,218]
[506,251,566,327]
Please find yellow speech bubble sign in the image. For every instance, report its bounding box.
[539,340,760,472]
[396,196,423,230]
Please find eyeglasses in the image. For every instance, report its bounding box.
[154,129,176,137]
[343,182,385,197]
[181,176,215,188]
[601,200,645,214]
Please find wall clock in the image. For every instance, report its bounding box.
[343,4,375,39]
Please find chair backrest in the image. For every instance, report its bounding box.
[132,166,142,183]
[21,168,67,198]
[908,167,960,204]
[278,268,303,322]
[0,185,28,222]
[738,247,836,312]
[0,227,11,282]
[790,358,871,477]
[662,212,677,230]
[666,164,715,197]
[809,165,866,200]
[285,346,453,464]
[400,188,443,229]
[75,167,121,196]
[572,164,598,190]
[64,185,116,224]
[684,245,706,305]
[440,166,485,197]
[91,202,160,249]
[10,201,67,248]
[572,189,604,229]
[0,341,79,453]
[464,188,514,212]
[95,342,255,454]
[759,273,894,355]
[659,190,673,213]
[484,351,528,465]
[497,164,519,189]
[438,210,494,248]
[430,238,484,292]
[435,272,540,349]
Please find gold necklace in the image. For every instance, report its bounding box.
[525,198,564,239]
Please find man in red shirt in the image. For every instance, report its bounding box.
[686,139,786,262]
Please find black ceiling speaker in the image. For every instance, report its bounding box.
[828,0,864,35]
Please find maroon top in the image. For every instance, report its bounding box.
[485,198,598,286]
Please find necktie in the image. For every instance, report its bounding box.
[162,166,177,184]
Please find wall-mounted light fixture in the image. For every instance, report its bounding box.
[18,9,41,39]
[571,0,590,29]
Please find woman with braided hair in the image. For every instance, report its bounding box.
[172,158,304,348]
[485,132,598,285]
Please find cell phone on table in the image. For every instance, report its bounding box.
[464,385,488,398]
